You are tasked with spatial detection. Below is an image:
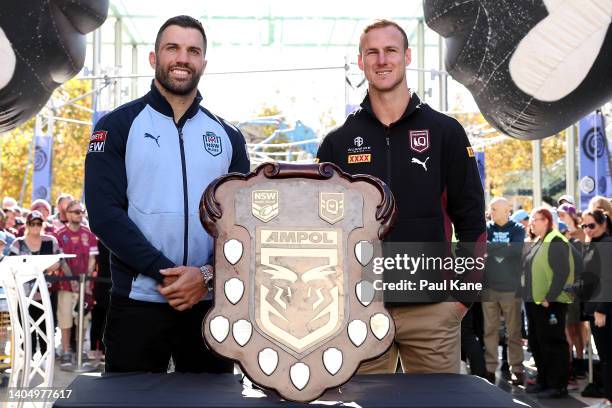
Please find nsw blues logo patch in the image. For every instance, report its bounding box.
[203,132,222,156]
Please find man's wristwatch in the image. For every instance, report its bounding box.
[199,265,214,291]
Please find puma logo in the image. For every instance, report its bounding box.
[144,132,161,147]
[411,157,429,171]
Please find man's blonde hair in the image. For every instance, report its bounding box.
[359,19,409,53]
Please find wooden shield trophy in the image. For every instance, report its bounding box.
[199,162,396,402]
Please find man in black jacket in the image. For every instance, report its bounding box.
[316,19,485,374]
[482,197,525,384]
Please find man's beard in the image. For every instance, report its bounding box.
[155,64,202,96]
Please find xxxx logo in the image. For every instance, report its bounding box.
[347,154,371,164]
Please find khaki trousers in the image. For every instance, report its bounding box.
[358,302,462,374]
[481,289,524,374]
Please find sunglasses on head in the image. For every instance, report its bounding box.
[580,223,597,230]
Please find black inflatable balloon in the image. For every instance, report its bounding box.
[0,0,109,133]
[424,0,612,140]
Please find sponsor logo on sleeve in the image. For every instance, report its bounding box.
[88,131,107,153]
[467,146,475,157]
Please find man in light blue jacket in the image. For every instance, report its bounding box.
[85,15,250,373]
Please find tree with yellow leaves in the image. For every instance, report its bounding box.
[0,79,92,208]
[452,111,567,210]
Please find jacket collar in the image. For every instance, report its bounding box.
[590,232,610,243]
[360,90,424,126]
[144,80,203,126]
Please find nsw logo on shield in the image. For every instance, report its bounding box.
[203,131,222,156]
[409,129,430,153]
[252,190,279,222]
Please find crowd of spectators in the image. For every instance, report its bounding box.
[0,194,110,364]
[463,194,611,407]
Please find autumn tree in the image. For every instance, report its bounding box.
[0,79,92,208]
[452,112,567,210]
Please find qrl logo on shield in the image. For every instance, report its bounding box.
[319,192,344,224]
[409,130,430,153]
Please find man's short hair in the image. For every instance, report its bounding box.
[359,19,409,53]
[56,193,73,208]
[155,15,207,54]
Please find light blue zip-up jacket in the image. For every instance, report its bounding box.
[84,83,250,302]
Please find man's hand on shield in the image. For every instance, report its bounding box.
[158,266,208,311]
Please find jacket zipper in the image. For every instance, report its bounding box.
[178,125,189,266]
[384,126,392,189]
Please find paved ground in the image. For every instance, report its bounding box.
[464,346,604,408]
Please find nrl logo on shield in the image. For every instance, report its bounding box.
[200,162,397,402]
[252,190,279,222]
[257,228,343,353]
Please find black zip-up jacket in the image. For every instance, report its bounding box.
[485,220,525,292]
[582,234,612,316]
[316,93,486,304]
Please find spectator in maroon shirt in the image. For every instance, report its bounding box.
[55,200,98,364]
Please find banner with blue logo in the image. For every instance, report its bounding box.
[31,132,53,202]
[579,112,611,210]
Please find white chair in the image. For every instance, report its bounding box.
[0,254,72,407]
